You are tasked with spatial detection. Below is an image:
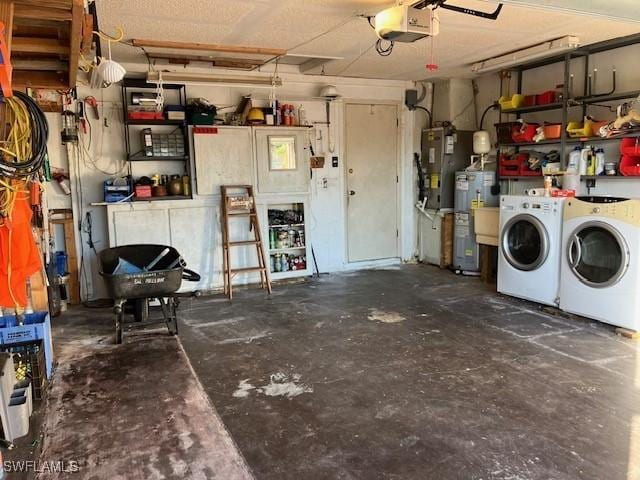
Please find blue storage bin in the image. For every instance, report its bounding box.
[0,312,53,379]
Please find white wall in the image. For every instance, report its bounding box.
[54,67,419,300]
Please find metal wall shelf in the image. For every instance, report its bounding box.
[495,34,640,188]
[501,102,564,115]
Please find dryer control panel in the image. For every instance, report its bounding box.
[564,198,640,225]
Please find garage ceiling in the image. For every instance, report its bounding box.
[94,0,640,80]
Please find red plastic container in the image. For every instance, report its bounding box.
[619,155,640,176]
[552,190,576,198]
[128,111,164,120]
[536,91,557,105]
[511,123,539,143]
[499,154,521,176]
[495,122,521,144]
[523,95,537,107]
[134,185,152,198]
[515,152,541,176]
[620,137,640,156]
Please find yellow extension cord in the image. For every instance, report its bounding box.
[0,95,36,310]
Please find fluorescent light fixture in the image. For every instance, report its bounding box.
[482,0,640,23]
[146,71,282,89]
[471,35,580,74]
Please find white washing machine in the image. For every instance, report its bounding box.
[560,197,640,331]
[498,195,565,306]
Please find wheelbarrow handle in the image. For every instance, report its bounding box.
[182,269,201,282]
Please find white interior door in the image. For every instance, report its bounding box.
[345,103,398,262]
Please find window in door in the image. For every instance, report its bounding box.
[269,136,297,171]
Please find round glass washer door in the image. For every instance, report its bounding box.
[567,221,629,288]
[502,214,549,271]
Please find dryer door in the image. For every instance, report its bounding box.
[502,214,550,271]
[567,221,630,288]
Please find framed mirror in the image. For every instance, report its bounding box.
[268,136,297,171]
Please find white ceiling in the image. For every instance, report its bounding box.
[94,0,640,80]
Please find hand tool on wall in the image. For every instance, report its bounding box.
[85,96,99,119]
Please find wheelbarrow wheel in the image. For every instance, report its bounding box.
[115,310,124,344]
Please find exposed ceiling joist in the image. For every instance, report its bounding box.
[80,12,93,54]
[131,38,286,57]
[14,0,71,10]
[13,70,67,89]
[12,36,69,55]
[14,3,72,21]
[13,58,66,71]
[67,0,82,87]
[146,52,265,70]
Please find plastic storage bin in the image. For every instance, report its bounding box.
[620,155,640,176]
[499,153,523,176]
[542,124,562,139]
[536,91,557,105]
[495,122,521,144]
[620,137,640,156]
[566,119,594,138]
[0,312,53,380]
[499,94,525,110]
[511,123,539,143]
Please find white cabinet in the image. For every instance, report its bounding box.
[193,126,253,195]
[112,209,170,246]
[106,200,264,292]
[261,199,312,280]
[254,127,310,194]
[168,206,220,291]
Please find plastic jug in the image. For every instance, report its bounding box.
[595,148,605,176]
[563,171,580,191]
[567,147,581,173]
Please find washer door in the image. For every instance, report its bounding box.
[567,221,630,288]
[502,214,550,271]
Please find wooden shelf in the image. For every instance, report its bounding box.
[132,195,192,202]
[269,223,305,228]
[125,119,186,126]
[269,246,306,253]
[128,154,189,162]
[499,176,543,180]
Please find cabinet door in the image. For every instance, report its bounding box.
[169,206,219,291]
[112,209,170,246]
[255,128,309,194]
[194,127,253,195]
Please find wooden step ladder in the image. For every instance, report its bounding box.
[220,185,272,299]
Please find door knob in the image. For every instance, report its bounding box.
[349,190,356,196]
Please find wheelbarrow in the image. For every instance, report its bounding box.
[99,244,201,344]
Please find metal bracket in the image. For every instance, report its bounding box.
[413,0,503,20]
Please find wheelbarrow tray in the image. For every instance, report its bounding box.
[99,244,183,300]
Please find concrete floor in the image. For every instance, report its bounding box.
[177,265,640,480]
[43,264,640,479]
